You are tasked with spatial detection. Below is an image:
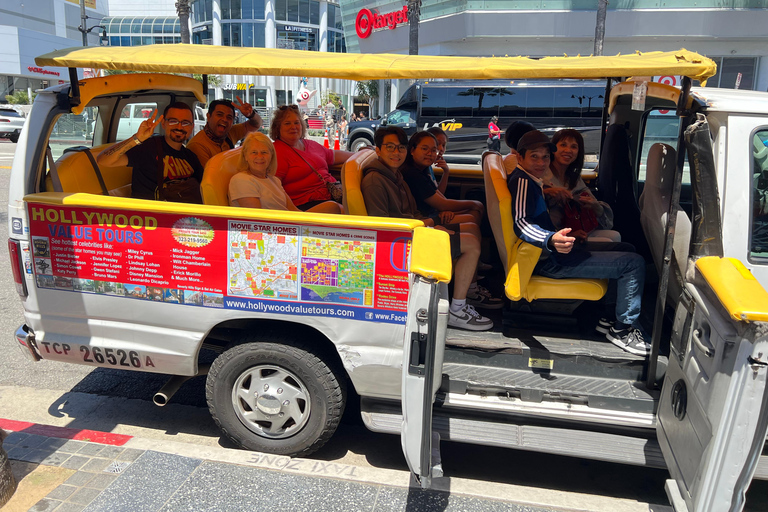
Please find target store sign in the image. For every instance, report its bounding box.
[356,6,409,39]
[653,76,680,114]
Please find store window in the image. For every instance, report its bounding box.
[310,0,319,24]
[277,29,317,51]
[704,57,757,90]
[751,128,768,261]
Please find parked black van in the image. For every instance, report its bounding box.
[345,79,606,162]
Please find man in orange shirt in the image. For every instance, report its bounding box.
[187,96,263,167]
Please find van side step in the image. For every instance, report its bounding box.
[361,398,666,469]
[442,362,658,414]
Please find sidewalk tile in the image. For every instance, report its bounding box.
[82,451,201,512]
[65,471,96,487]
[6,444,33,460]
[56,440,88,454]
[41,451,72,466]
[95,446,124,460]
[14,433,47,450]
[46,483,77,500]
[56,503,86,512]
[28,498,61,511]
[76,444,104,457]
[80,458,111,473]
[84,473,117,490]
[115,448,143,462]
[68,487,102,506]
[25,448,52,463]
[38,437,68,451]
[3,431,29,445]
[60,455,90,470]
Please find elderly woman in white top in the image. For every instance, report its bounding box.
[228,132,340,213]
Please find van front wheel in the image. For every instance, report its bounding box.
[206,341,346,457]
[350,137,372,152]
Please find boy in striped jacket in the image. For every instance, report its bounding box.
[506,130,650,356]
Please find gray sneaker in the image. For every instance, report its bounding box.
[466,285,504,310]
[448,304,493,331]
[606,327,650,356]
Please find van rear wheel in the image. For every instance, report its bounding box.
[206,341,346,457]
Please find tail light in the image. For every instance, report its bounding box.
[8,239,28,298]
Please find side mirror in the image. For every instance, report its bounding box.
[380,116,388,126]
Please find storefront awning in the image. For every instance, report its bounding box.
[36,45,717,84]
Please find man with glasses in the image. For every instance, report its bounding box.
[187,96,263,168]
[96,102,204,201]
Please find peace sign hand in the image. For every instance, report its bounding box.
[136,110,161,142]
[233,95,255,118]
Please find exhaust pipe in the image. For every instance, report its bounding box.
[153,364,210,407]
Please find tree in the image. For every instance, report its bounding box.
[176,0,191,44]
[408,0,421,55]
[356,80,379,119]
[594,0,608,56]
[320,90,341,107]
[5,90,34,104]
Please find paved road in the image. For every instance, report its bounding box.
[0,139,766,511]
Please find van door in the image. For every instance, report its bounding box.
[400,276,448,488]
[657,259,768,512]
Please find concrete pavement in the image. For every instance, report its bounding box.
[0,418,672,512]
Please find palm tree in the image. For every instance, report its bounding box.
[176,0,191,44]
[0,430,17,507]
[408,0,421,55]
[594,0,608,56]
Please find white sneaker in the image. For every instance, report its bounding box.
[448,304,493,331]
[466,285,503,310]
[606,327,650,356]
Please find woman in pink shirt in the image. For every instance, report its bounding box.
[271,105,352,213]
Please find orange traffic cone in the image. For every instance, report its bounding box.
[333,128,340,150]
[323,128,330,149]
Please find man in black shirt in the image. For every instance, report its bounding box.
[96,102,203,201]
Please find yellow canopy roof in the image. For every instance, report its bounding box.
[36,45,716,83]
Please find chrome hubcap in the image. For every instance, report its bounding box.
[232,365,310,439]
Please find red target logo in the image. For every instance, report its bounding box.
[356,9,374,39]
[658,75,678,86]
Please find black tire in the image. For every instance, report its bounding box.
[350,136,372,152]
[206,341,346,457]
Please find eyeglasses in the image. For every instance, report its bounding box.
[382,143,407,152]
[166,119,193,127]
[417,145,438,154]
[278,105,300,111]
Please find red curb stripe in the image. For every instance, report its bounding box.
[0,418,133,446]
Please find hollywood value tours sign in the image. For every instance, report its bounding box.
[355,5,409,39]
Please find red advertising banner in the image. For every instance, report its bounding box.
[28,204,411,323]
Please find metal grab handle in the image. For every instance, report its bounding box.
[692,328,715,358]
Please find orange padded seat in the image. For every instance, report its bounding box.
[483,151,607,302]
[341,149,379,216]
[46,144,132,196]
[201,147,242,206]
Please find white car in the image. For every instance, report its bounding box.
[0,107,24,143]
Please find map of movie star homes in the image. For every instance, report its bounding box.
[228,221,300,300]
[227,222,376,308]
[300,226,375,307]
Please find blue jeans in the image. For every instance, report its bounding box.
[536,251,645,327]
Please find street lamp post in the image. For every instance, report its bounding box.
[78,0,106,47]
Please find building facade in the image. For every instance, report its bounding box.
[337,0,768,113]
[1,0,107,102]
[102,0,353,110]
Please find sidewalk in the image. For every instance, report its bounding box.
[0,418,669,512]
